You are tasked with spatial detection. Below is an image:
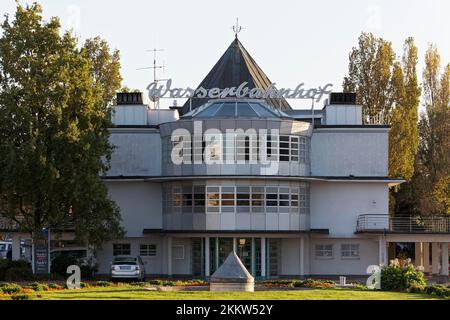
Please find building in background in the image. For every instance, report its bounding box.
[2,37,449,278]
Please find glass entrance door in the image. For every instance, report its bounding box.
[203,237,276,278]
[218,238,233,266]
[236,238,252,272]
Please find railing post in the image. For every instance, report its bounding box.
[410,215,412,233]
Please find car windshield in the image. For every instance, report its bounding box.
[113,257,137,265]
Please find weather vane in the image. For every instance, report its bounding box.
[232,17,243,38]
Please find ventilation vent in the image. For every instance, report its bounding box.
[116,92,143,105]
[329,92,356,105]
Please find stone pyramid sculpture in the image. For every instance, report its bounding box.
[210,251,254,292]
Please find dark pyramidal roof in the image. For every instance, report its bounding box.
[181,37,291,115]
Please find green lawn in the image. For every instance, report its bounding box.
[18,286,440,300]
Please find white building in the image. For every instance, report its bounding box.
[2,37,449,278]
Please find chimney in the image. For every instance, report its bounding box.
[322,92,362,125]
[116,92,144,105]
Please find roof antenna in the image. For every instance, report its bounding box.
[232,17,243,38]
[137,48,168,110]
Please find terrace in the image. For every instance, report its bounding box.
[356,214,450,234]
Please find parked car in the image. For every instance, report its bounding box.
[110,256,145,281]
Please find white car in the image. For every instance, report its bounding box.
[110,256,145,281]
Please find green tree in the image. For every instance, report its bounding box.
[412,45,450,215]
[343,34,420,182]
[388,38,421,181]
[343,32,396,122]
[0,3,124,246]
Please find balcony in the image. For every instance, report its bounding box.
[356,214,450,234]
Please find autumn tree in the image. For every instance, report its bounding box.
[0,3,124,246]
[388,38,421,181]
[343,33,421,183]
[343,32,396,122]
[411,45,450,214]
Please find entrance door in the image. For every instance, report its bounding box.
[236,238,252,272]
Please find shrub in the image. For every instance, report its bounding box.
[425,285,450,298]
[4,267,34,281]
[8,260,32,269]
[95,281,113,287]
[352,283,369,291]
[380,259,426,291]
[0,259,9,280]
[146,279,176,286]
[174,279,209,286]
[21,288,35,294]
[130,282,147,287]
[10,294,32,300]
[0,260,33,281]
[80,282,89,288]
[48,283,62,290]
[292,279,335,289]
[407,282,426,294]
[28,282,49,292]
[0,283,23,294]
[51,255,98,280]
[262,280,294,287]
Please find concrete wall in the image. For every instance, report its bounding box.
[323,105,362,125]
[96,237,192,276]
[107,128,161,177]
[311,128,388,176]
[310,182,388,237]
[280,236,378,276]
[309,237,379,275]
[106,181,162,237]
[281,238,301,275]
[96,237,163,275]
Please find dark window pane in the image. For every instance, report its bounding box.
[215,103,236,117]
[237,103,258,117]
[196,103,222,117]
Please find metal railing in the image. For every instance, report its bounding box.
[356,214,450,233]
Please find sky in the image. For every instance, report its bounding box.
[1,0,449,109]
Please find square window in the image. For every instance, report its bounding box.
[140,244,156,257]
[113,243,130,256]
[315,244,333,259]
[341,244,360,259]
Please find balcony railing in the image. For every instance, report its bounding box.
[356,214,450,234]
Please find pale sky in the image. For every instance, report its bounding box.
[1,0,449,109]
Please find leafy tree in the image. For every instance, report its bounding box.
[343,33,396,122]
[412,46,449,215]
[0,3,124,246]
[388,38,421,181]
[343,34,421,183]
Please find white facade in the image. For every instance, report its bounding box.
[87,94,416,279]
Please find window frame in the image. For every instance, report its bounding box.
[139,244,157,257]
[113,243,131,256]
[340,243,360,260]
[314,244,333,259]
